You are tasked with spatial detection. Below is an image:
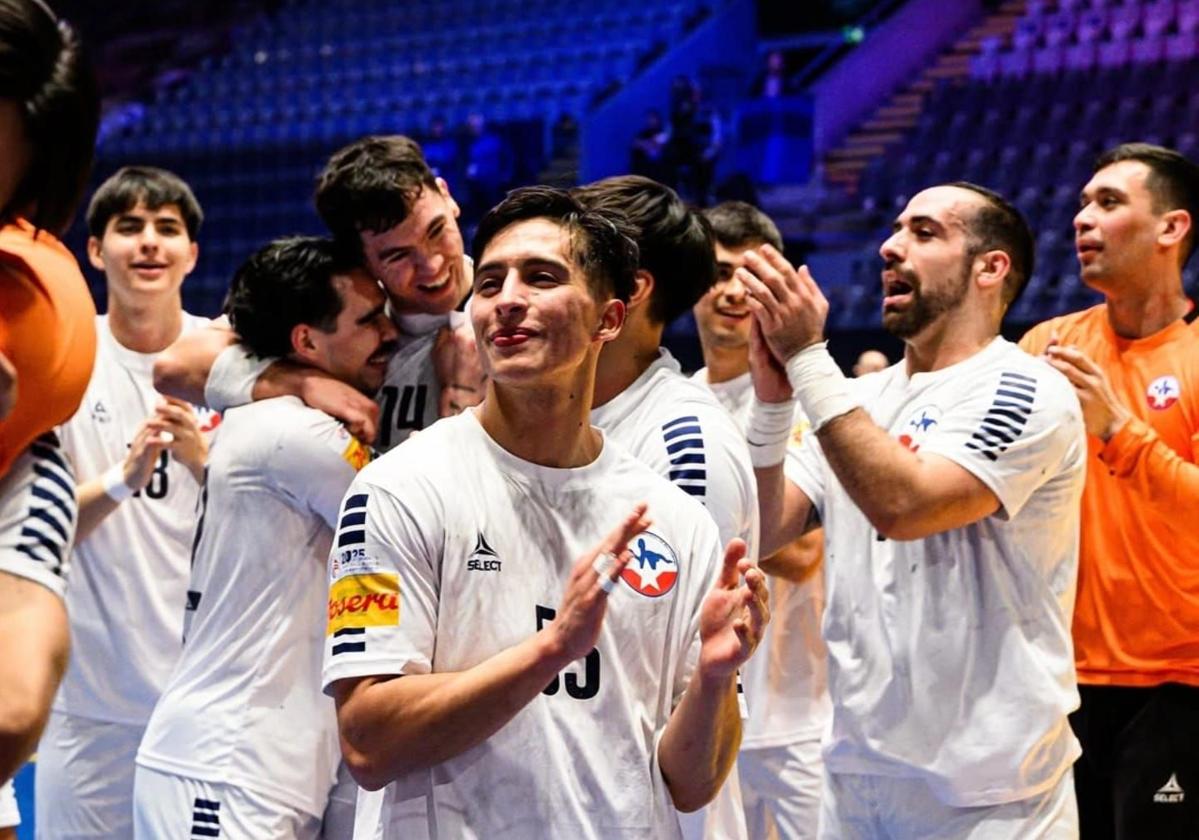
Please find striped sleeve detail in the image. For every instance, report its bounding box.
[331,626,367,656]
[191,797,220,837]
[965,371,1036,462]
[662,415,707,499]
[16,433,76,578]
[336,493,369,547]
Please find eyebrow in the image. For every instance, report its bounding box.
[892,214,945,233]
[1080,185,1127,204]
[356,301,387,325]
[476,256,571,276]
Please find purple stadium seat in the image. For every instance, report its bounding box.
[1045,12,1077,47]
[1108,5,1141,41]
[1143,1,1177,37]
[1034,50,1065,74]
[1097,39,1131,67]
[1064,42,1098,69]
[1077,9,1108,43]
[999,49,1033,76]
[1014,16,1044,50]
[1131,36,1166,63]
[1166,32,1199,60]
[1180,2,1199,34]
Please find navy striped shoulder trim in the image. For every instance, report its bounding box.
[964,371,1036,462]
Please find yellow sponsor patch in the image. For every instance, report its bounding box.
[790,418,812,446]
[342,437,372,471]
[327,572,399,635]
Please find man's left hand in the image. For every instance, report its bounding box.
[697,539,769,681]
[740,245,829,364]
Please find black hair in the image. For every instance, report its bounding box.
[0,0,98,235]
[572,175,715,325]
[945,181,1035,308]
[85,165,203,240]
[1095,142,1199,266]
[224,236,360,359]
[314,135,441,252]
[703,201,783,251]
[472,185,639,303]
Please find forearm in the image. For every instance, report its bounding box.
[759,529,823,584]
[152,326,237,405]
[658,670,742,812]
[336,630,570,789]
[73,478,121,544]
[1099,419,1199,512]
[755,463,809,556]
[0,574,69,783]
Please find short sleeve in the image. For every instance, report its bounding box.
[321,474,445,694]
[917,366,1084,520]
[272,417,372,529]
[205,344,275,413]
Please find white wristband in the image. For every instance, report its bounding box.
[784,341,860,432]
[205,345,274,413]
[745,397,796,468]
[100,463,134,502]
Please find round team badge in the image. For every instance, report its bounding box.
[1146,375,1180,411]
[620,531,679,597]
[897,405,942,452]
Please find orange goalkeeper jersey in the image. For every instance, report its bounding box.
[0,219,96,476]
[1021,303,1199,687]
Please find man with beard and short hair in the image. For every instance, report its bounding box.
[693,200,830,840]
[744,183,1087,838]
[1020,142,1199,839]
[133,237,397,839]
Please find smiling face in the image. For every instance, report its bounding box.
[88,201,198,305]
[1074,160,1165,292]
[877,186,981,339]
[471,217,621,386]
[301,268,399,395]
[359,181,468,316]
[693,241,754,351]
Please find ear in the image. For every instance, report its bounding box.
[974,249,1011,296]
[289,322,322,365]
[1158,208,1191,250]
[627,269,654,310]
[183,240,199,276]
[436,177,461,219]
[86,236,104,271]
[594,298,626,344]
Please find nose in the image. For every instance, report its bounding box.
[494,271,528,319]
[138,225,160,252]
[879,230,902,263]
[723,270,747,302]
[413,246,444,278]
[377,312,399,343]
[1073,204,1094,234]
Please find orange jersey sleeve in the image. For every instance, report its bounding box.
[0,220,97,477]
[1025,304,1199,687]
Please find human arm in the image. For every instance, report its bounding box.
[0,572,69,784]
[330,505,650,790]
[432,322,486,417]
[658,538,768,811]
[759,528,823,584]
[0,352,14,422]
[151,322,238,405]
[741,245,1001,540]
[73,417,170,543]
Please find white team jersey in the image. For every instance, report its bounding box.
[138,396,370,817]
[0,431,76,596]
[785,337,1086,806]
[693,368,831,748]
[592,349,758,559]
[320,411,724,840]
[373,324,440,451]
[55,313,216,724]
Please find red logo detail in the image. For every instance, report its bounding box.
[620,533,679,597]
[1146,375,1180,411]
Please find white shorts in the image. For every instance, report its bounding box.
[678,761,749,840]
[133,765,322,840]
[320,763,357,839]
[819,766,1078,840]
[0,434,75,597]
[34,711,144,839]
[739,736,823,839]
[0,779,19,829]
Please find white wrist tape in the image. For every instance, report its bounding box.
[100,463,134,502]
[784,341,860,432]
[745,398,796,468]
[205,345,274,413]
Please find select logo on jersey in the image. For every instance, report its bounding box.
[1146,375,1180,410]
[327,572,399,635]
[341,436,372,471]
[467,532,502,572]
[89,399,111,424]
[620,532,679,597]
[1154,773,1185,804]
[898,405,941,452]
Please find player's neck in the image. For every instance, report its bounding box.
[478,375,603,469]
[903,313,995,376]
[107,293,184,354]
[1103,279,1190,339]
[701,344,749,384]
[593,323,661,408]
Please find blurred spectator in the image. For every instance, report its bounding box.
[463,112,514,219]
[420,115,462,186]
[852,349,890,376]
[756,50,792,98]
[630,109,668,182]
[664,76,722,205]
[552,112,580,159]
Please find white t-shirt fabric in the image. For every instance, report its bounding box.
[784,337,1086,807]
[321,410,725,840]
[0,431,75,597]
[137,396,369,818]
[0,778,18,828]
[693,367,832,748]
[54,313,216,724]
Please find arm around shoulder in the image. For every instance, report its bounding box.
[152,324,238,405]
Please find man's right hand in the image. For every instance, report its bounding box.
[122,419,171,492]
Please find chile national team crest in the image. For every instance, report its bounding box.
[897,405,942,452]
[620,531,679,597]
[1146,375,1181,410]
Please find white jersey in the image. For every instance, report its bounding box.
[0,431,75,596]
[784,337,1086,806]
[592,349,758,559]
[55,313,216,724]
[138,396,370,817]
[321,411,724,840]
[693,368,831,748]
